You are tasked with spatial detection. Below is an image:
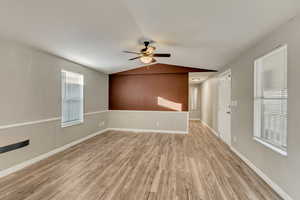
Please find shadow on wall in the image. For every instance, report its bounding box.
[157,97,182,111]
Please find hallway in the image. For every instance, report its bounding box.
[0,121,281,200]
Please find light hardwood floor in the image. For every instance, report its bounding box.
[0,121,282,200]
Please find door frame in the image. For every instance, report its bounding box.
[217,69,232,146]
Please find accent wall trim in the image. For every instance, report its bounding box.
[230,147,293,200]
[0,128,109,178]
[0,110,109,131]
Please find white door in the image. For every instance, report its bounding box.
[218,71,231,145]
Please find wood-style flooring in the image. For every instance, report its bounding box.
[0,121,282,200]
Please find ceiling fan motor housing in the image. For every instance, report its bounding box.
[141,41,151,53]
[124,40,171,63]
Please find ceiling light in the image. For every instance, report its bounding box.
[140,56,153,64]
[146,46,156,54]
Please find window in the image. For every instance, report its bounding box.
[61,70,84,127]
[254,45,288,155]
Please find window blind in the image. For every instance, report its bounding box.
[254,45,288,152]
[61,70,84,127]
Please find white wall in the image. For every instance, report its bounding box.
[108,110,189,133]
[200,15,300,199]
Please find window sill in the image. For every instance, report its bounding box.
[253,137,287,156]
[61,120,83,128]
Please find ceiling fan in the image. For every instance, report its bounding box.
[123,41,171,64]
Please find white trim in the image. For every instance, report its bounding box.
[190,118,200,121]
[85,110,109,116]
[255,44,288,61]
[107,128,188,134]
[0,128,109,178]
[109,110,189,114]
[61,120,84,128]
[254,137,287,156]
[0,117,61,131]
[230,147,293,200]
[200,120,219,136]
[0,110,108,131]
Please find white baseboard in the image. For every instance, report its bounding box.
[0,128,109,178]
[107,128,188,134]
[200,120,219,136]
[230,147,293,200]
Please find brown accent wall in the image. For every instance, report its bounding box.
[109,63,217,111]
[109,73,188,111]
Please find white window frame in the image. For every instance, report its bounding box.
[253,45,288,156]
[61,70,84,128]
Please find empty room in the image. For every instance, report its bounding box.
[0,0,299,199]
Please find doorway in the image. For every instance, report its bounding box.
[218,70,231,146]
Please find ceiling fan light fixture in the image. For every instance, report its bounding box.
[124,41,170,62]
[146,46,156,54]
[140,56,153,64]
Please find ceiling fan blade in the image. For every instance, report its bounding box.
[123,51,140,54]
[129,56,142,61]
[153,53,171,57]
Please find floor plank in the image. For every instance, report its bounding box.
[0,121,282,200]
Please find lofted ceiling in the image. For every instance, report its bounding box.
[0,0,299,74]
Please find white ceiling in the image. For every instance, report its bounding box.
[0,0,299,74]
